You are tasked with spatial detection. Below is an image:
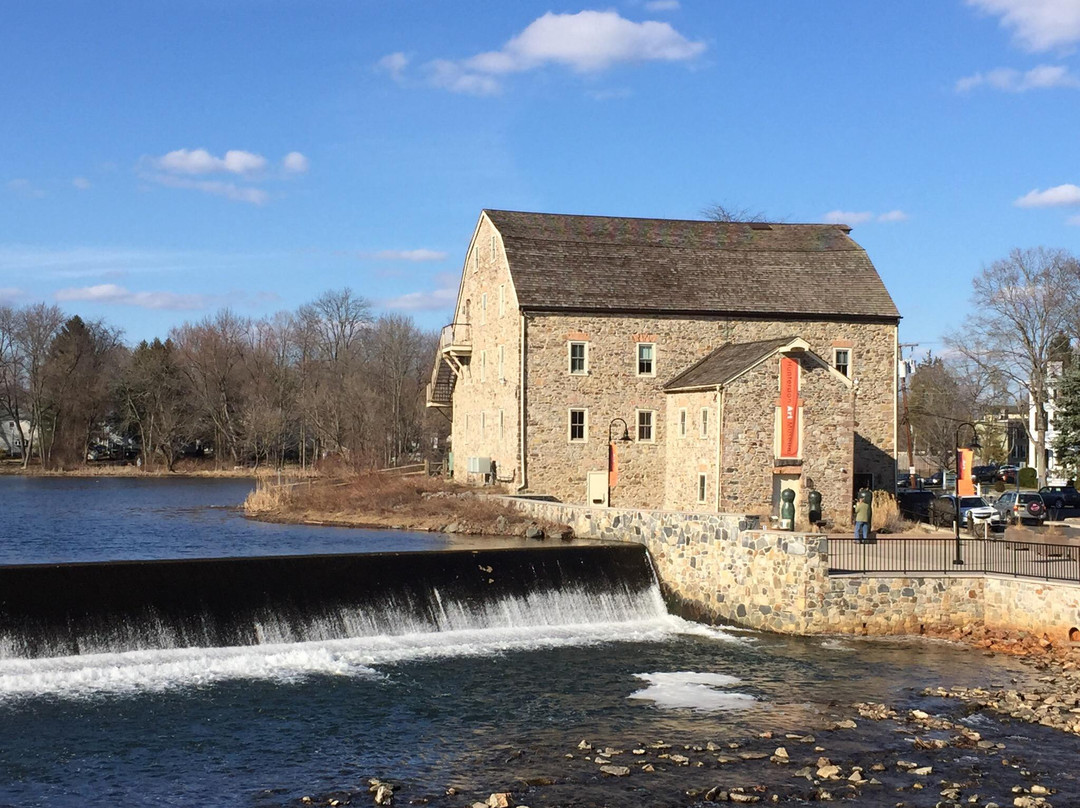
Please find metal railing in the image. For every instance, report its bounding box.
[829,537,1080,583]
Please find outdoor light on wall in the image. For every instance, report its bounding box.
[953,421,981,566]
[607,417,631,508]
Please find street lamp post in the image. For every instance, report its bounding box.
[607,417,631,507]
[953,421,982,565]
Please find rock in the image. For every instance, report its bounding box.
[444,522,459,533]
[773,746,788,759]
[817,765,841,779]
[830,719,857,730]
[494,515,509,533]
[524,523,545,540]
[577,740,591,749]
[375,785,395,805]
[911,766,933,776]
[669,754,690,765]
[599,765,630,777]
[729,792,760,804]
[641,764,655,772]
[487,792,512,808]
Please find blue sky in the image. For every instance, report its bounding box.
[3,0,1080,352]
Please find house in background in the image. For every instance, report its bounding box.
[0,419,34,458]
[427,210,900,526]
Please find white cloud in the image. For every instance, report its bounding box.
[877,209,910,222]
[967,0,1080,52]
[282,151,309,174]
[148,174,270,205]
[823,210,874,225]
[1014,183,1080,207]
[370,249,448,261]
[155,148,268,176]
[376,51,410,81]
[72,177,91,190]
[54,283,215,310]
[644,0,680,10]
[389,10,705,95]
[956,64,1080,91]
[381,287,457,311]
[6,179,45,198]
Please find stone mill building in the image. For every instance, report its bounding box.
[426,210,900,527]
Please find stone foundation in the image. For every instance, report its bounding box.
[509,498,1080,643]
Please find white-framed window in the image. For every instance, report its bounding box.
[700,408,709,438]
[480,411,486,437]
[481,293,487,325]
[697,473,707,504]
[678,408,687,438]
[569,341,588,375]
[568,408,588,442]
[499,409,505,439]
[636,409,655,443]
[637,343,655,376]
[498,345,504,380]
[834,348,851,378]
[480,350,486,382]
[498,284,505,316]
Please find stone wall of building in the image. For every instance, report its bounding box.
[522,312,892,509]
[821,576,985,635]
[449,215,522,488]
[983,577,1080,644]
[663,389,718,512]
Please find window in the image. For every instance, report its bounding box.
[481,293,487,325]
[498,345,504,380]
[697,473,707,504]
[490,234,497,259]
[480,350,486,382]
[637,410,655,442]
[499,284,505,316]
[569,341,588,375]
[637,343,655,376]
[834,348,851,378]
[700,408,709,438]
[569,409,587,442]
[480,411,486,437]
[678,408,687,438]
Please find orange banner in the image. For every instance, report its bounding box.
[608,442,619,489]
[957,448,975,496]
[779,356,800,458]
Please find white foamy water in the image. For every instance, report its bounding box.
[628,670,757,712]
[0,585,742,700]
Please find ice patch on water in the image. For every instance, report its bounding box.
[820,639,854,651]
[628,670,757,712]
[0,613,741,701]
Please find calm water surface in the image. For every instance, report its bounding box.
[0,476,495,563]
[1,478,1078,808]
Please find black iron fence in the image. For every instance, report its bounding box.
[829,537,1080,583]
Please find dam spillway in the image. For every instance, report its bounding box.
[0,544,662,660]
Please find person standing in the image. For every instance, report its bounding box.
[854,488,872,542]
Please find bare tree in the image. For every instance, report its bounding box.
[948,247,1080,486]
[702,203,776,223]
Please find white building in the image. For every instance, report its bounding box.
[0,419,34,458]
[1030,361,1064,483]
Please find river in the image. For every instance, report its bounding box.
[0,477,1077,808]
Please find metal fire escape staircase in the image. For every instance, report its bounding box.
[426,323,471,408]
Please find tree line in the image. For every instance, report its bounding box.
[0,289,446,471]
[902,247,1080,486]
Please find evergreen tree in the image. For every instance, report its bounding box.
[1052,364,1080,484]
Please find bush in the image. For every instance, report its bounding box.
[871,490,906,534]
[1019,467,1038,488]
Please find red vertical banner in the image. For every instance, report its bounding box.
[779,356,800,458]
[608,443,619,489]
[957,448,975,496]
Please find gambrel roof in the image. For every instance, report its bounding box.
[484,209,900,321]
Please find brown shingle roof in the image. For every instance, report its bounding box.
[663,337,799,391]
[485,210,900,321]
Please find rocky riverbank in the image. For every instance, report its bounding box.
[243,474,568,539]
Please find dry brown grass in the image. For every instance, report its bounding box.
[244,473,562,537]
[871,489,919,534]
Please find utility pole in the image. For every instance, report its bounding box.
[899,343,919,487]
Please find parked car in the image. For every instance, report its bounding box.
[929,494,1003,530]
[972,464,1000,483]
[1038,485,1080,510]
[991,490,1047,525]
[997,465,1020,484]
[897,490,935,521]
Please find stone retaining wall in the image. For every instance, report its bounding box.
[511,497,1080,642]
